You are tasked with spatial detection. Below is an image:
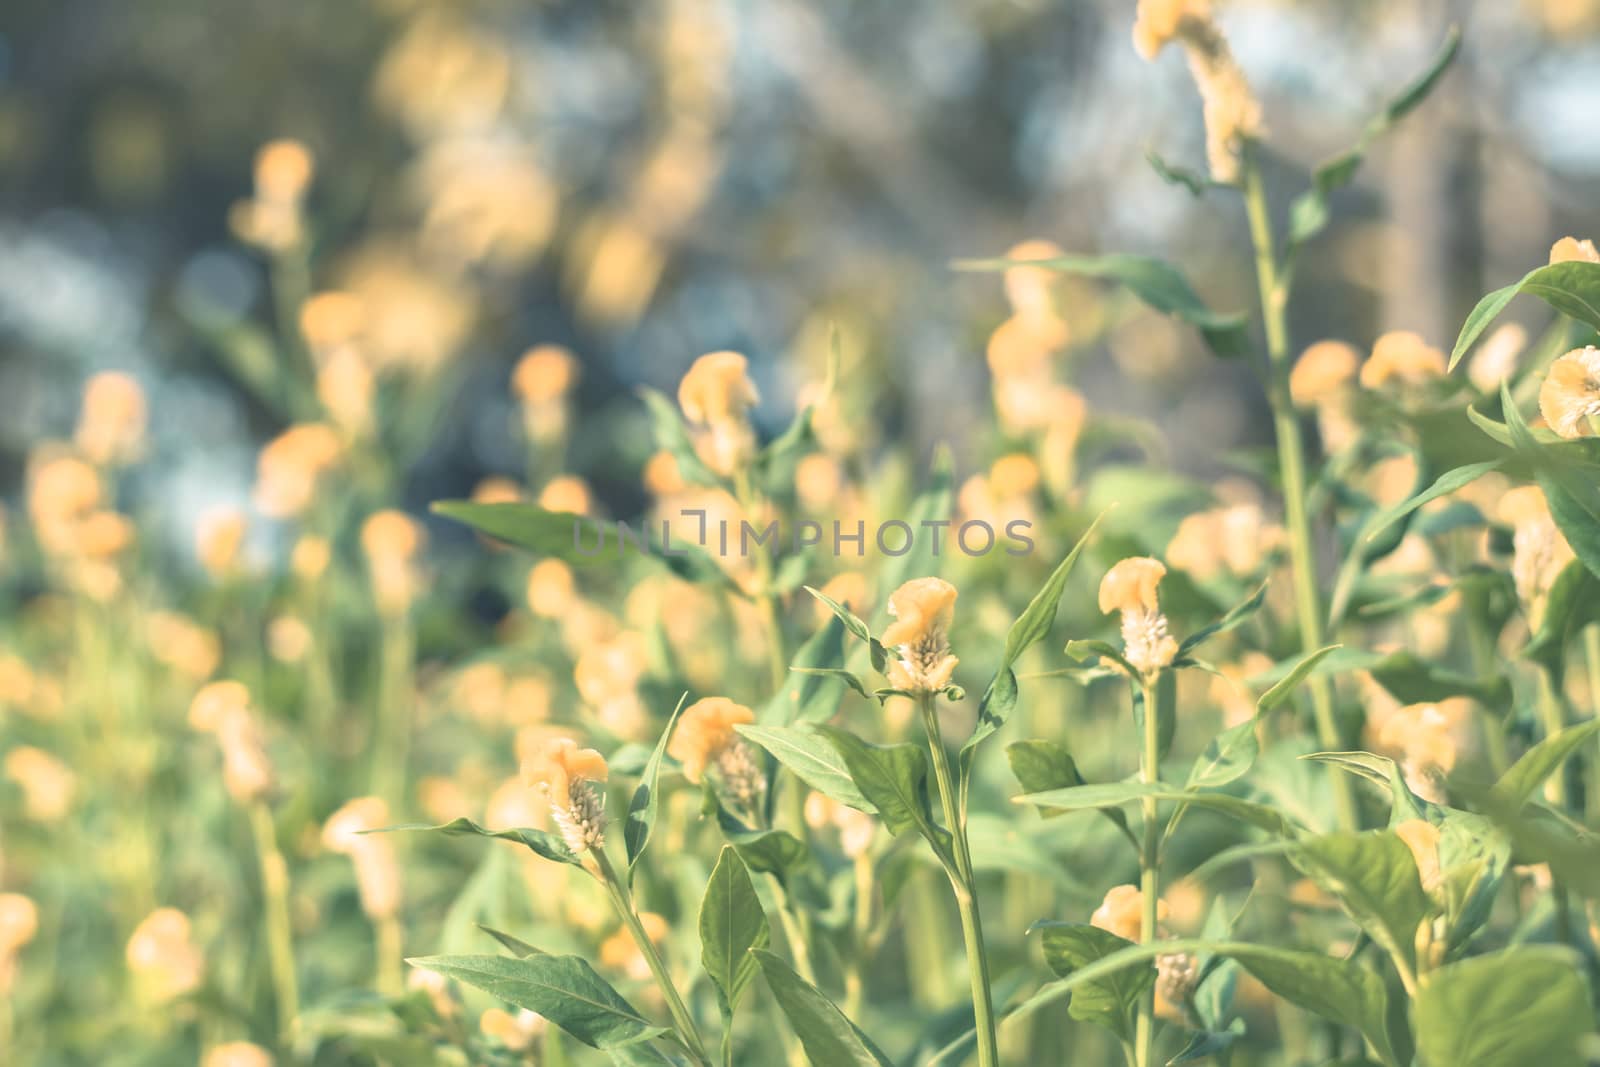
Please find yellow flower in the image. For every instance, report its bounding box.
[1131,0,1211,60]
[1099,558,1178,675]
[677,351,759,476]
[202,1043,275,1067]
[539,475,594,517]
[668,698,761,806]
[126,907,204,1001]
[0,893,38,958]
[1359,331,1446,390]
[1496,485,1575,626]
[1468,323,1527,395]
[290,534,331,581]
[299,291,365,357]
[1091,884,1169,942]
[254,423,342,519]
[1395,819,1442,894]
[881,577,960,693]
[75,372,147,466]
[1538,346,1600,439]
[254,139,314,203]
[805,793,877,858]
[1373,701,1467,804]
[599,912,669,981]
[1549,236,1600,265]
[361,510,427,617]
[814,572,871,626]
[523,737,609,853]
[4,745,76,822]
[1288,340,1359,408]
[513,345,580,406]
[322,796,402,919]
[479,1007,545,1051]
[196,508,248,579]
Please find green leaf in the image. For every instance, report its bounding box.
[1291,832,1432,975]
[952,252,1250,359]
[1146,148,1215,197]
[712,801,811,879]
[812,725,946,851]
[430,501,729,586]
[698,848,770,1020]
[1033,923,1154,1040]
[763,614,854,726]
[1065,638,1139,678]
[1491,719,1600,811]
[1366,648,1509,707]
[384,817,578,867]
[1452,260,1600,370]
[1006,739,1134,840]
[477,925,544,958]
[1412,946,1593,1067]
[1177,581,1268,658]
[626,693,689,874]
[965,512,1106,766]
[1361,460,1503,547]
[1500,379,1600,584]
[789,667,871,701]
[407,954,666,1049]
[750,949,894,1067]
[1525,561,1600,680]
[1187,719,1260,790]
[1014,781,1295,835]
[734,724,876,813]
[754,405,816,497]
[1257,645,1343,714]
[1288,27,1461,251]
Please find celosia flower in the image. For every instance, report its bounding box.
[230,139,315,251]
[539,475,593,517]
[126,907,204,1001]
[1374,701,1466,804]
[513,345,580,406]
[677,351,759,476]
[254,424,342,519]
[881,577,960,693]
[361,510,427,618]
[1538,346,1600,439]
[1468,323,1526,395]
[524,738,609,854]
[0,893,38,958]
[189,681,275,803]
[291,535,331,581]
[75,372,147,466]
[668,697,764,807]
[1091,884,1170,942]
[1288,340,1359,409]
[1359,331,1446,390]
[4,746,76,822]
[805,793,877,858]
[299,291,365,358]
[196,508,249,580]
[1496,486,1575,628]
[1395,819,1442,894]
[1132,0,1261,183]
[202,1042,275,1067]
[1550,236,1600,265]
[1167,505,1282,581]
[479,1007,546,1051]
[1098,557,1178,675]
[323,797,402,920]
[599,911,669,981]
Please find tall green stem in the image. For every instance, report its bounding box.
[594,849,710,1066]
[1241,146,1358,832]
[917,694,999,1067]
[249,803,300,1048]
[1134,678,1162,1067]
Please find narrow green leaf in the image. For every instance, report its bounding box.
[1177,581,1269,658]
[407,954,666,1049]
[476,925,544,958]
[626,693,689,873]
[1362,460,1503,545]
[1187,719,1260,790]
[1491,719,1600,811]
[1257,645,1343,714]
[382,817,578,867]
[953,252,1250,359]
[751,949,894,1067]
[1452,260,1600,370]
[1145,148,1214,197]
[762,614,853,727]
[698,848,770,1019]
[1014,781,1295,836]
[1006,739,1134,840]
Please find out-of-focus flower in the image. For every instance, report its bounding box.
[539,476,594,517]
[266,616,312,664]
[26,451,103,558]
[1497,486,1575,628]
[254,424,342,519]
[1289,340,1359,409]
[414,138,557,270]
[1099,558,1178,675]
[668,697,764,808]
[479,1007,545,1051]
[643,451,687,498]
[523,738,609,854]
[527,559,577,619]
[189,681,275,803]
[299,292,365,358]
[1538,346,1600,439]
[291,535,331,582]
[230,139,314,252]
[75,372,147,466]
[374,12,510,138]
[805,793,877,858]
[513,345,580,444]
[338,242,475,373]
[1132,0,1261,183]
[126,907,204,1001]
[599,912,668,982]
[1395,819,1442,894]
[1359,331,1446,390]
[361,510,426,618]
[196,508,248,580]
[146,612,221,681]
[202,1042,275,1067]
[574,632,649,740]
[1091,884,1169,942]
[794,453,844,512]
[1166,504,1282,581]
[881,578,960,693]
[1372,700,1469,804]
[677,351,759,477]
[814,572,871,626]
[1207,651,1273,728]
[323,797,402,920]
[4,746,75,822]
[0,892,38,993]
[1550,235,1600,265]
[1468,323,1527,395]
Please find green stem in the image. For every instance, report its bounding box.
[1134,678,1162,1067]
[1538,667,1570,808]
[249,803,300,1048]
[594,849,710,1066]
[917,694,999,1067]
[1241,145,1358,833]
[375,914,403,996]
[370,617,414,805]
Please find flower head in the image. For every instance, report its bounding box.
[322,796,401,919]
[0,893,38,958]
[1289,340,1359,408]
[1496,485,1575,626]
[1538,346,1600,439]
[668,697,756,784]
[677,351,759,475]
[523,737,609,853]
[881,577,960,693]
[1550,236,1600,265]
[1395,819,1442,894]
[1132,1,1261,182]
[75,372,147,466]
[202,1043,275,1067]
[126,907,204,1001]
[1100,558,1178,675]
[1359,331,1446,390]
[1131,0,1212,60]
[1091,884,1169,942]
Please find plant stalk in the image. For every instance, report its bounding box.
[248,802,300,1048]
[917,693,999,1067]
[1134,677,1162,1067]
[1241,145,1359,832]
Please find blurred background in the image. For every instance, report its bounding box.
[2,0,1597,548]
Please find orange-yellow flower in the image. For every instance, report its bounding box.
[1091,884,1170,942]
[513,345,580,406]
[881,577,960,693]
[361,510,427,617]
[322,796,401,919]
[599,912,669,981]
[75,372,147,466]
[1359,331,1446,390]
[668,698,762,807]
[0,893,38,958]
[202,1042,276,1067]
[254,424,342,519]
[1395,819,1442,894]
[677,351,759,476]
[1496,485,1575,627]
[1289,340,1359,408]
[4,745,76,822]
[523,737,609,853]
[1538,346,1600,439]
[1099,558,1178,675]
[1550,236,1600,265]
[126,907,204,1001]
